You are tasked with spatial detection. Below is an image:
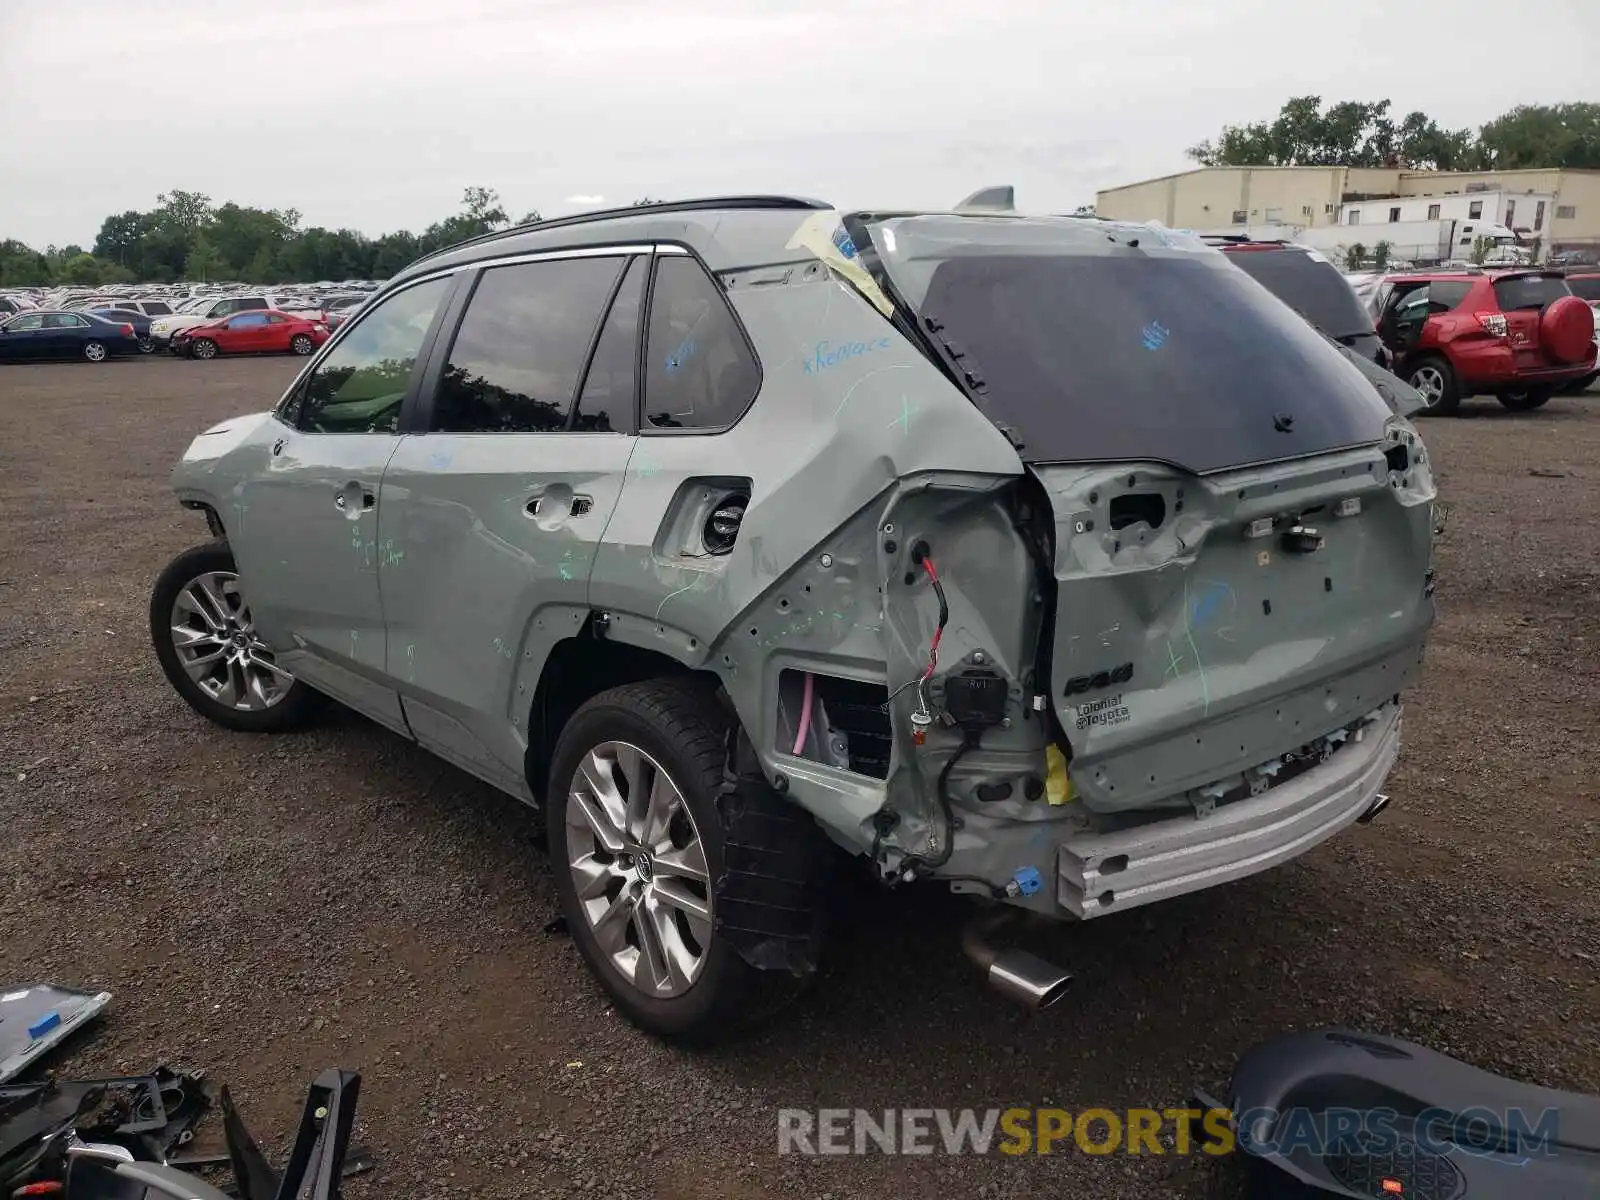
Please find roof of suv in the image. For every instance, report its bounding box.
[398,196,834,282]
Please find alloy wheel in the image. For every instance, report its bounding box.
[565,740,713,998]
[291,335,314,355]
[1409,365,1445,408]
[169,571,293,710]
[83,341,107,362]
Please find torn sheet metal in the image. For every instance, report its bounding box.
[0,985,111,1084]
[785,210,896,317]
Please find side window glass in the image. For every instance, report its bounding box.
[430,256,624,434]
[643,256,760,430]
[9,314,44,331]
[573,257,644,432]
[239,298,268,311]
[295,276,450,434]
[234,313,268,328]
[209,301,233,318]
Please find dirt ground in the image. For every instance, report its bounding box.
[1,356,1596,1199]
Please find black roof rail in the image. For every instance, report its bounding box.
[412,195,833,267]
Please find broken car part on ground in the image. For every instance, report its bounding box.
[0,984,369,1200]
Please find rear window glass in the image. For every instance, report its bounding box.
[1493,275,1570,310]
[861,216,1392,474]
[1222,249,1375,339]
[1567,276,1600,303]
[1426,280,1473,310]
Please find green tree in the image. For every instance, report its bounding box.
[461,186,508,229]
[1070,204,1096,217]
[516,208,543,224]
[185,233,225,281]
[1345,242,1367,270]
[1187,96,1479,169]
[1470,235,1492,266]
[1373,240,1393,271]
[1476,103,1600,169]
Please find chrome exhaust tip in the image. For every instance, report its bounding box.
[1356,792,1391,825]
[987,950,1074,1011]
[961,909,1074,1011]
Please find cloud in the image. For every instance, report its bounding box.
[565,195,607,206]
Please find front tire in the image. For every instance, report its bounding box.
[290,334,315,355]
[82,340,107,363]
[1407,356,1460,416]
[150,540,323,733]
[191,338,218,360]
[547,679,805,1042]
[1498,386,1553,411]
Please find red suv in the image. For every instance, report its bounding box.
[1367,269,1595,414]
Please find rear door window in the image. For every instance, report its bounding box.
[1567,277,1600,303]
[430,255,625,434]
[642,255,761,431]
[861,215,1392,474]
[1493,275,1570,310]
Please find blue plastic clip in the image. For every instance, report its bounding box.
[1012,866,1043,896]
[28,1011,61,1039]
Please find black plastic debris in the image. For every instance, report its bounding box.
[0,985,112,1084]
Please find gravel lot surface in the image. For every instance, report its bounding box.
[1,357,1596,1199]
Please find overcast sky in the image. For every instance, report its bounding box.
[1,0,1593,248]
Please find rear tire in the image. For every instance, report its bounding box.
[1498,387,1553,411]
[137,337,155,355]
[82,340,107,363]
[150,540,324,733]
[547,679,811,1042]
[1407,356,1460,416]
[290,334,315,355]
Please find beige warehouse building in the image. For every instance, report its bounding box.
[1096,166,1600,254]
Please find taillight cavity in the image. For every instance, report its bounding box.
[1475,311,1508,337]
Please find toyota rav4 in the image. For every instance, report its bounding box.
[151,197,1436,1041]
[1367,268,1596,414]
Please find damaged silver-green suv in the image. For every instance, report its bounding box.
[151,196,1436,1041]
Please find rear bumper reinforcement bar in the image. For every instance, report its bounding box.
[1057,704,1401,919]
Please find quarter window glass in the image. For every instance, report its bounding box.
[294,276,450,434]
[431,256,624,434]
[643,256,760,430]
[573,257,644,432]
[1426,281,1472,310]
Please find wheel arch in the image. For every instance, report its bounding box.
[525,614,724,804]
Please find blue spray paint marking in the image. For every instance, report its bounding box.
[632,450,660,478]
[406,643,416,682]
[831,226,859,260]
[492,636,515,660]
[664,338,697,372]
[803,338,892,375]
[379,539,405,567]
[1189,581,1230,627]
[558,549,577,582]
[428,449,453,470]
[1142,321,1170,350]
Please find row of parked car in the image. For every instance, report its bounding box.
[1207,235,1599,415]
[0,289,371,364]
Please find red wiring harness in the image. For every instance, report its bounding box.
[918,551,949,681]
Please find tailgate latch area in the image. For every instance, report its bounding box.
[1280,523,1326,554]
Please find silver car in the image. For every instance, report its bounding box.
[150,197,1436,1041]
